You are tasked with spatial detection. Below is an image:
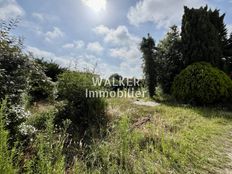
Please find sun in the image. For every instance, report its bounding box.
[81,0,107,12]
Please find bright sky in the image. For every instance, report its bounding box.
[0,0,232,78]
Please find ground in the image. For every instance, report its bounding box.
[101,97,232,173]
[31,98,232,173]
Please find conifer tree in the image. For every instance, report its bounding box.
[140,34,157,97]
[224,33,232,76]
[181,6,226,69]
[157,26,183,94]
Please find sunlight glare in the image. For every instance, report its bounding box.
[81,0,107,12]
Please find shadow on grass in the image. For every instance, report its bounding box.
[152,95,232,120]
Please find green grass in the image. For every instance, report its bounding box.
[1,98,232,173]
[0,100,18,174]
[79,98,232,173]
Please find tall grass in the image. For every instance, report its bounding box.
[0,100,17,174]
[1,98,232,173]
[25,113,66,174]
[79,98,232,174]
[0,101,68,174]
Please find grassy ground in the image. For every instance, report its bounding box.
[2,97,232,173]
[77,98,232,173]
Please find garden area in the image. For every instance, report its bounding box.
[1,4,232,174]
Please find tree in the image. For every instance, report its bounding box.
[34,58,66,81]
[157,26,184,94]
[109,73,123,81]
[140,34,157,97]
[181,6,226,69]
[209,9,228,53]
[108,73,123,91]
[224,33,232,77]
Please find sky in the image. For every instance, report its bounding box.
[0,0,232,78]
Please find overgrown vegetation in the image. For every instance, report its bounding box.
[0,100,17,174]
[56,71,108,141]
[0,20,29,103]
[1,97,232,173]
[1,4,232,174]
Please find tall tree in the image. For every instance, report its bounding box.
[140,34,157,97]
[209,9,227,50]
[157,26,183,94]
[224,33,232,76]
[181,6,226,69]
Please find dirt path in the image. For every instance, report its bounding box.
[133,100,160,107]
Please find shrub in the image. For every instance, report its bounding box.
[0,21,53,104]
[0,34,29,103]
[27,60,54,102]
[56,71,108,139]
[2,100,31,146]
[26,111,52,131]
[171,62,232,105]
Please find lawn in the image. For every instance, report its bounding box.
[76,98,232,173]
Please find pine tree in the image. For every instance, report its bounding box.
[140,34,157,97]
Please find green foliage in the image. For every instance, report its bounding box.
[85,116,142,173]
[35,58,66,81]
[27,60,54,102]
[157,26,184,94]
[181,6,226,69]
[25,113,66,174]
[107,73,123,91]
[1,100,31,146]
[0,24,29,103]
[172,62,232,105]
[0,100,17,174]
[109,73,123,81]
[0,21,54,104]
[140,34,158,97]
[56,71,108,139]
[224,33,232,75]
[106,74,142,91]
[26,111,51,131]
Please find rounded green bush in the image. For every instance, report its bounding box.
[171,62,232,105]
